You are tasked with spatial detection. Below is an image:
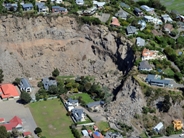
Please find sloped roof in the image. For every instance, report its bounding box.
[87,101,101,108]
[20,78,31,88]
[126,26,137,34]
[71,108,84,122]
[68,98,78,104]
[22,3,33,8]
[115,9,129,19]
[0,84,19,98]
[136,37,145,46]
[139,61,152,70]
[3,116,22,131]
[23,131,31,136]
[111,17,120,26]
[93,131,104,138]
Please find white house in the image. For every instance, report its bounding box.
[142,48,166,61]
[140,5,154,15]
[144,16,162,25]
[76,0,84,5]
[161,14,173,23]
[153,122,164,132]
[93,1,106,8]
[65,98,79,111]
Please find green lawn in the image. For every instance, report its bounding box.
[164,68,174,77]
[29,99,74,138]
[69,93,94,103]
[96,121,110,130]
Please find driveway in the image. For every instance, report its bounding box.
[0,100,38,138]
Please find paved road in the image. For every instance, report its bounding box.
[0,100,38,138]
[161,134,181,138]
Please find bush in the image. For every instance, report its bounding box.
[52,68,60,77]
[34,127,42,134]
[81,16,101,25]
[70,126,80,138]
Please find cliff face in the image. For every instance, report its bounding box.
[0,15,134,84]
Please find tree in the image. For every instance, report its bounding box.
[34,127,42,134]
[52,68,60,77]
[0,69,4,83]
[46,0,51,12]
[0,126,8,138]
[174,72,183,82]
[12,128,19,138]
[20,91,32,104]
[17,0,22,13]
[162,95,171,112]
[48,85,58,95]
[12,78,21,86]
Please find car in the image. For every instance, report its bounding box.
[180,133,184,137]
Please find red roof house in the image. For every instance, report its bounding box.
[110,17,120,27]
[0,118,5,123]
[2,116,23,132]
[93,131,104,138]
[0,84,19,99]
[23,131,31,137]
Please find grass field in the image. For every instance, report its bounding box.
[136,0,184,14]
[70,93,94,103]
[96,121,110,130]
[29,99,74,138]
[164,68,174,77]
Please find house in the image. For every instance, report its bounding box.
[93,131,104,138]
[76,0,84,5]
[134,8,143,16]
[65,98,79,111]
[98,13,110,23]
[140,5,154,15]
[23,131,32,137]
[145,74,173,87]
[52,6,67,13]
[42,77,57,91]
[20,78,32,92]
[153,122,164,132]
[126,26,137,35]
[139,61,152,71]
[4,3,17,11]
[161,14,173,23]
[152,29,162,36]
[0,84,19,100]
[93,1,106,8]
[2,116,23,132]
[163,24,173,34]
[138,20,146,31]
[22,3,33,11]
[115,9,129,20]
[143,16,163,25]
[142,48,166,61]
[173,119,183,130]
[86,101,104,111]
[82,130,89,137]
[136,37,145,47]
[71,108,85,122]
[36,2,48,13]
[0,118,5,124]
[83,6,97,15]
[120,2,130,9]
[110,17,120,27]
[88,130,93,136]
[105,131,123,138]
[178,15,184,22]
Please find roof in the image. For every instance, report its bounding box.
[144,15,154,20]
[153,122,163,131]
[136,37,145,46]
[87,101,101,108]
[20,78,31,88]
[126,26,137,34]
[71,108,84,122]
[93,131,104,138]
[23,131,31,136]
[140,5,154,12]
[105,132,123,138]
[93,1,106,7]
[142,48,155,57]
[111,17,120,27]
[82,130,89,136]
[115,9,129,19]
[0,118,5,122]
[120,2,130,9]
[98,13,110,23]
[42,77,57,90]
[139,61,152,70]
[52,6,67,11]
[68,98,78,104]
[0,84,19,98]
[146,74,171,85]
[76,0,84,4]
[161,14,173,22]
[3,116,22,131]
[164,24,173,30]
[22,3,33,8]
[134,7,142,13]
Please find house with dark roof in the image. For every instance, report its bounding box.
[105,131,123,138]
[120,2,130,9]
[71,108,85,122]
[136,37,145,47]
[4,3,17,11]
[134,8,143,16]
[126,26,137,35]
[0,84,20,100]
[52,6,67,13]
[2,116,23,132]
[42,77,57,91]
[20,78,32,92]
[86,101,104,112]
[139,61,152,71]
[115,9,129,20]
[145,74,173,88]
[22,3,33,11]
[36,2,48,13]
[140,5,154,15]
[65,98,79,111]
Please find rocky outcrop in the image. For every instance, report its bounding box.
[0,15,134,89]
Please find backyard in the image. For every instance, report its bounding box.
[29,99,73,138]
[69,93,94,103]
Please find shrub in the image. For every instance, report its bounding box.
[81,16,101,25]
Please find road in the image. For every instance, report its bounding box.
[161,134,181,138]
